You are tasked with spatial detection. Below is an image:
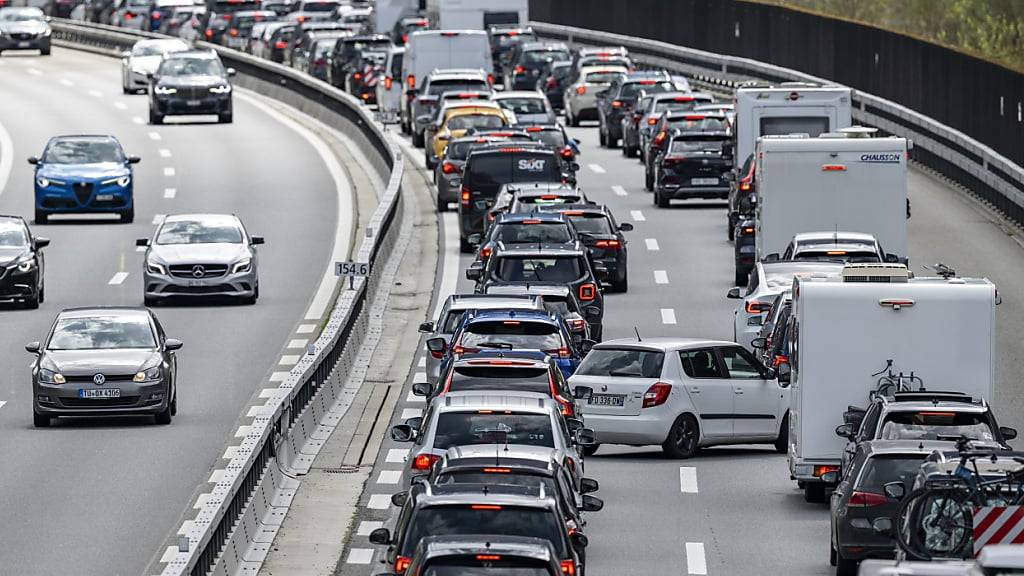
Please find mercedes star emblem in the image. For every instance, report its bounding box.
[191,265,206,278]
[93,373,106,385]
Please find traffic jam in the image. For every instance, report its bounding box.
[46,0,1024,573]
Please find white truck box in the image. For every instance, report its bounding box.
[425,0,527,30]
[402,29,493,91]
[374,0,418,37]
[788,272,996,486]
[734,84,852,170]
[755,134,908,261]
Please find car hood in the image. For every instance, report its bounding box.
[149,242,249,264]
[37,162,129,180]
[44,349,156,375]
[157,75,226,88]
[0,21,49,34]
[0,247,29,266]
[130,55,163,73]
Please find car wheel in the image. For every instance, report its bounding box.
[24,291,39,310]
[598,126,606,147]
[835,556,858,576]
[655,189,669,208]
[122,84,132,95]
[436,194,447,212]
[727,214,736,241]
[774,413,788,454]
[38,284,44,304]
[401,117,410,135]
[149,109,163,125]
[154,402,172,424]
[611,271,627,293]
[33,411,51,428]
[170,394,177,416]
[830,542,837,566]
[804,482,827,503]
[40,46,51,56]
[644,167,654,192]
[144,296,157,307]
[607,133,619,149]
[734,268,748,287]
[34,209,47,225]
[425,150,435,170]
[120,208,134,224]
[624,144,636,158]
[581,443,600,457]
[662,414,699,459]
[412,130,425,148]
[218,112,233,124]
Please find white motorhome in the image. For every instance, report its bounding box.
[425,0,527,30]
[734,83,852,170]
[755,131,909,261]
[786,264,996,501]
[400,30,493,133]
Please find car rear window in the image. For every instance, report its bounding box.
[529,130,566,148]
[792,250,881,263]
[497,98,547,115]
[448,114,505,131]
[655,99,703,113]
[669,138,726,154]
[213,0,259,14]
[856,455,927,492]
[494,257,583,284]
[583,71,622,83]
[424,560,551,576]
[619,81,674,99]
[461,320,561,351]
[404,505,564,557]
[566,213,613,235]
[299,0,338,11]
[448,366,551,394]
[879,412,995,442]
[436,471,556,494]
[433,412,555,449]
[576,348,664,378]
[494,222,572,244]
[522,49,570,64]
[428,80,489,96]
[668,117,730,133]
[465,153,562,197]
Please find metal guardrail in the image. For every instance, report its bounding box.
[532,22,1024,227]
[50,19,404,576]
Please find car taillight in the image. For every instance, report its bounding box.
[594,239,620,249]
[384,76,393,90]
[745,300,769,314]
[772,354,788,367]
[460,187,471,207]
[411,453,440,470]
[561,146,574,160]
[487,73,494,84]
[647,117,658,125]
[578,283,596,301]
[642,382,672,408]
[407,74,415,89]
[611,100,622,108]
[221,13,231,19]
[313,57,326,66]
[569,318,585,331]
[151,10,161,18]
[480,245,492,259]
[546,77,557,89]
[401,33,408,43]
[814,465,838,478]
[545,347,570,359]
[441,161,458,174]
[653,131,666,146]
[353,72,362,80]
[739,181,751,191]
[205,28,215,38]
[124,11,134,19]
[740,226,754,236]
[229,28,238,36]
[561,560,576,575]
[395,556,412,573]
[849,491,888,507]
[514,65,525,74]
[576,86,586,95]
[274,40,287,49]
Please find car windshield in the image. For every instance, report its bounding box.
[159,57,223,76]
[792,249,881,263]
[133,42,184,56]
[428,81,489,96]
[461,320,561,351]
[567,214,613,235]
[669,138,725,154]
[448,366,551,394]
[495,257,583,283]
[49,316,156,350]
[620,81,674,99]
[405,505,564,556]
[0,222,28,247]
[446,141,480,161]
[498,98,547,115]
[43,138,124,164]
[522,49,570,64]
[156,219,243,244]
[879,411,996,442]
[0,8,44,21]
[576,348,664,378]
[530,130,566,148]
[433,412,556,449]
[494,222,572,244]
[856,454,927,492]
[448,114,505,131]
[583,71,622,83]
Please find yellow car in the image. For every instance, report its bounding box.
[427,106,509,169]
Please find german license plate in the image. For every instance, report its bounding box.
[18,41,31,48]
[187,279,205,287]
[79,388,121,398]
[588,394,625,407]
[96,194,114,201]
[186,99,201,106]
[691,177,719,186]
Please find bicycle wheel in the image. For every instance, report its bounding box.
[897,487,973,561]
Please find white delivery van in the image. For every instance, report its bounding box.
[376,46,405,122]
[425,0,527,30]
[400,30,493,133]
[787,264,996,501]
[755,131,909,261]
[734,83,852,171]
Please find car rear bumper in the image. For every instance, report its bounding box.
[580,411,671,446]
[658,185,730,199]
[34,379,170,416]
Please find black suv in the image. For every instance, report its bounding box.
[652,114,734,207]
[148,51,235,125]
[595,71,673,149]
[327,34,392,90]
[459,146,566,252]
[538,203,631,293]
[0,215,48,309]
[506,41,571,90]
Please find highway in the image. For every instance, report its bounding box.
[0,48,350,576]
[334,115,1024,576]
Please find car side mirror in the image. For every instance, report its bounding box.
[574,427,597,447]
[570,532,589,549]
[776,362,791,386]
[750,337,766,349]
[25,341,40,354]
[426,337,447,354]
[251,236,265,245]
[573,386,592,401]
[418,321,434,333]
[136,238,151,247]
[1001,426,1018,441]
[411,382,432,397]
[368,527,391,545]
[835,423,854,439]
[34,237,50,249]
[226,67,237,77]
[726,287,742,299]
[467,233,482,245]
[618,222,633,232]
[390,424,415,442]
[465,267,482,281]
[581,494,604,512]
[579,339,596,354]
[819,470,839,484]
[27,156,40,165]
[390,492,408,507]
[404,416,423,429]
[883,481,905,501]
[565,417,584,433]
[164,338,184,351]
[884,253,900,263]
[764,253,780,262]
[580,477,599,493]
[128,155,142,164]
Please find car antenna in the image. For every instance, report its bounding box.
[634,326,642,341]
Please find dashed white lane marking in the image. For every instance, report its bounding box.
[367,494,391,509]
[177,520,194,535]
[296,324,316,334]
[279,355,300,366]
[413,372,427,384]
[611,185,627,196]
[208,469,225,483]
[356,521,384,536]
[376,470,402,484]
[163,187,176,199]
[630,210,646,222]
[158,148,171,158]
[108,272,129,285]
[661,308,677,325]
[346,548,374,564]
[588,163,606,174]
[148,131,161,141]
[59,78,73,87]
[88,89,102,98]
[113,101,127,110]
[287,339,308,349]
[386,448,409,463]
[27,68,42,76]
[131,117,144,125]
[163,167,175,177]
[223,446,239,459]
[680,467,698,493]
[686,542,707,575]
[160,546,177,563]
[0,401,6,411]
[406,391,425,403]
[654,270,669,284]
[151,214,165,225]
[400,408,421,420]
[645,238,660,251]
[269,371,290,382]
[135,245,146,252]
[193,493,212,509]
[235,425,252,438]
[417,357,425,368]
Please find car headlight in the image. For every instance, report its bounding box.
[231,258,251,274]
[146,260,166,275]
[154,85,177,95]
[209,84,231,94]
[42,28,51,36]
[101,175,131,187]
[39,369,65,385]
[36,177,64,188]
[133,365,162,382]
[16,255,35,272]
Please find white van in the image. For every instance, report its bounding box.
[375,46,405,122]
[786,264,996,501]
[755,131,909,262]
[734,83,852,171]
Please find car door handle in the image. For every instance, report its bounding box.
[735,388,744,394]
[688,386,700,394]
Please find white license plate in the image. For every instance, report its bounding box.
[589,394,625,407]
[18,41,31,48]
[186,99,201,106]
[96,194,114,201]
[187,280,206,287]
[691,178,719,186]
[79,388,121,398]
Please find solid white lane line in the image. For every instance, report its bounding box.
[152,214,165,225]
[366,494,391,509]
[346,549,374,564]
[163,167,175,177]
[0,401,6,411]
[27,68,42,76]
[158,148,171,158]
[296,323,316,334]
[0,115,13,199]
[279,355,300,366]
[588,163,606,174]
[431,212,459,319]
[680,467,698,493]
[376,470,402,484]
[148,131,162,141]
[654,270,669,284]
[630,210,646,222]
[417,357,425,368]
[108,272,129,285]
[686,542,707,575]
[287,339,308,349]
[356,521,384,536]
[386,448,409,463]
[59,78,73,87]
[163,187,176,199]
[131,117,144,125]
[400,408,420,420]
[661,308,677,325]
[611,185,627,196]
[645,238,660,251]
[113,101,127,110]
[88,89,102,97]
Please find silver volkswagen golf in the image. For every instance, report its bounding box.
[137,213,263,305]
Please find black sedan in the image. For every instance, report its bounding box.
[28,307,182,426]
[149,50,235,124]
[540,203,631,293]
[0,215,47,308]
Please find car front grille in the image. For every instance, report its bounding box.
[59,396,141,408]
[164,283,236,294]
[174,86,208,100]
[65,374,134,383]
[168,264,229,278]
[73,182,93,204]
[12,32,37,40]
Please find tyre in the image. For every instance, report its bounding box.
[40,46,51,56]
[34,209,47,225]
[144,296,157,307]
[154,402,172,424]
[804,482,827,503]
[655,189,669,208]
[120,208,134,224]
[569,110,579,127]
[123,84,132,95]
[33,411,51,428]
[727,214,736,240]
[400,117,410,135]
[581,444,600,457]
[24,290,39,310]
[598,127,606,147]
[170,394,177,416]
[644,167,654,192]
[459,237,475,254]
[624,144,636,158]
[218,112,233,124]
[611,270,628,293]
[774,414,788,454]
[835,556,858,576]
[412,130,425,148]
[735,268,748,287]
[149,109,163,125]
[38,284,44,304]
[662,414,699,458]
[425,150,436,170]
[606,131,619,149]
[830,542,837,566]
[436,194,448,212]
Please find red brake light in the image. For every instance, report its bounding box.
[594,239,620,249]
[229,28,238,36]
[205,28,215,38]
[514,65,525,74]
[480,245,492,259]
[560,146,574,159]
[578,283,596,301]
[407,74,415,89]
[411,454,440,470]
[673,96,695,102]
[460,187,471,207]
[643,382,672,408]
[151,10,161,18]
[561,560,576,575]
[653,131,666,146]
[476,555,502,561]
[745,300,769,314]
[526,126,544,132]
[684,115,705,120]
[739,181,751,191]
[395,556,412,573]
[814,465,839,478]
[384,76,393,90]
[647,117,658,125]
[849,491,888,507]
[741,226,754,234]
[471,504,502,510]
[498,147,526,153]
[638,79,657,85]
[487,73,494,85]
[576,86,586,95]
[822,164,847,171]
[221,13,231,19]
[440,31,459,37]
[353,72,362,80]
[441,161,458,174]
[274,40,287,49]
[772,354,788,367]
[611,100,622,108]
[482,468,511,473]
